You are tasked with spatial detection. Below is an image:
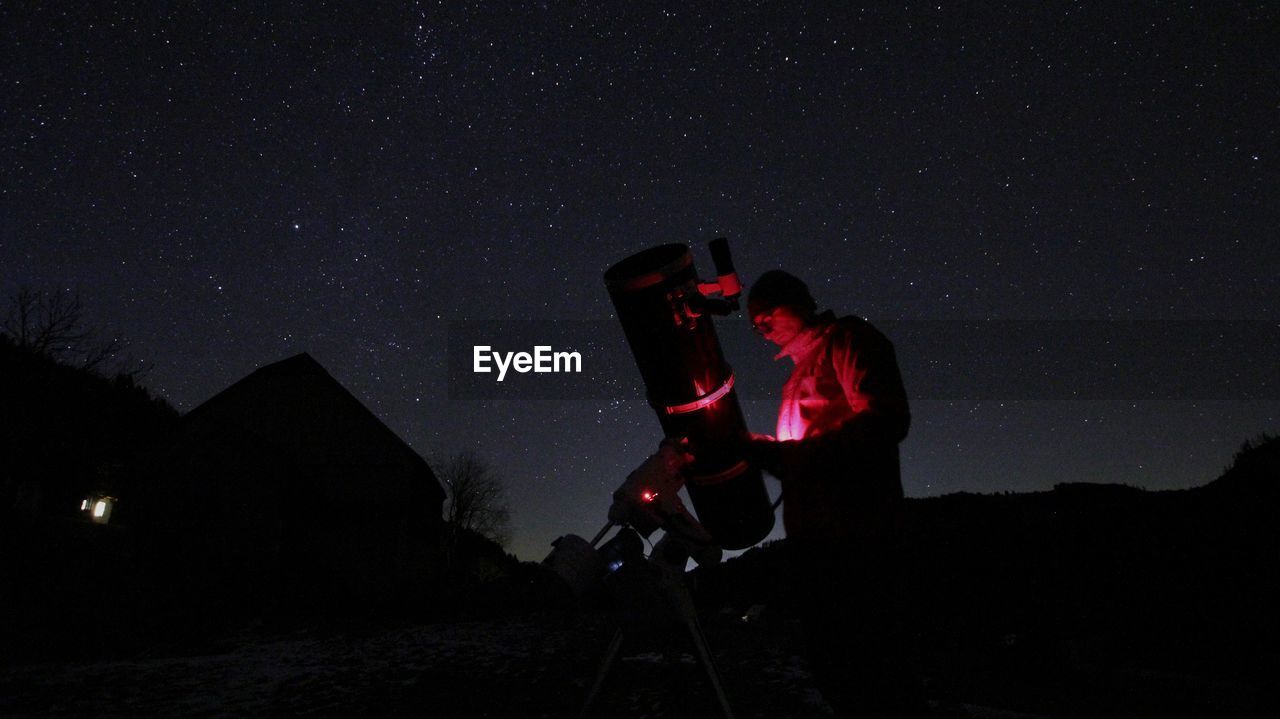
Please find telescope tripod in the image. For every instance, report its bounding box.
[577,531,735,719]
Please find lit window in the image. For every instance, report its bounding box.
[83,494,116,524]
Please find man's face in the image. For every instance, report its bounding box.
[749,303,809,348]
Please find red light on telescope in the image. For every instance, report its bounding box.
[641,490,657,503]
[663,373,735,415]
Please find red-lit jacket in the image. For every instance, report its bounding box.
[752,311,910,546]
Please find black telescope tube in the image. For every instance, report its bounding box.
[604,243,774,549]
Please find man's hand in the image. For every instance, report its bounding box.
[744,432,797,479]
[659,436,695,471]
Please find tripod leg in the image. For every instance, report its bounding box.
[663,578,736,719]
[682,611,736,719]
[578,628,624,719]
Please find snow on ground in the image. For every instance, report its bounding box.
[0,614,840,718]
[0,612,1068,718]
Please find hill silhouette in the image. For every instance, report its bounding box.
[694,435,1279,715]
[0,336,180,660]
[0,334,178,516]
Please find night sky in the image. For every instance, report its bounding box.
[3,2,1277,560]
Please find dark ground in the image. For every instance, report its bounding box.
[0,612,833,719]
[11,607,1259,719]
[0,610,1066,719]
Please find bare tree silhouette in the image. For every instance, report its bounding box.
[439,450,512,549]
[2,286,146,377]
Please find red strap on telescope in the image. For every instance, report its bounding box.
[663,373,735,415]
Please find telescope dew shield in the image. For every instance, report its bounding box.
[604,243,774,549]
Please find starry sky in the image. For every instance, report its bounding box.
[3,1,1277,560]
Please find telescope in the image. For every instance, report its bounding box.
[544,439,720,595]
[602,238,774,550]
[539,239,770,718]
[542,441,739,718]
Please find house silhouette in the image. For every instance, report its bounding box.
[139,353,445,621]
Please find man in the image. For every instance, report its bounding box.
[745,269,921,717]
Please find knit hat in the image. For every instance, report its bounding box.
[747,270,817,315]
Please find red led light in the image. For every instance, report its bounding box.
[641,490,656,503]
